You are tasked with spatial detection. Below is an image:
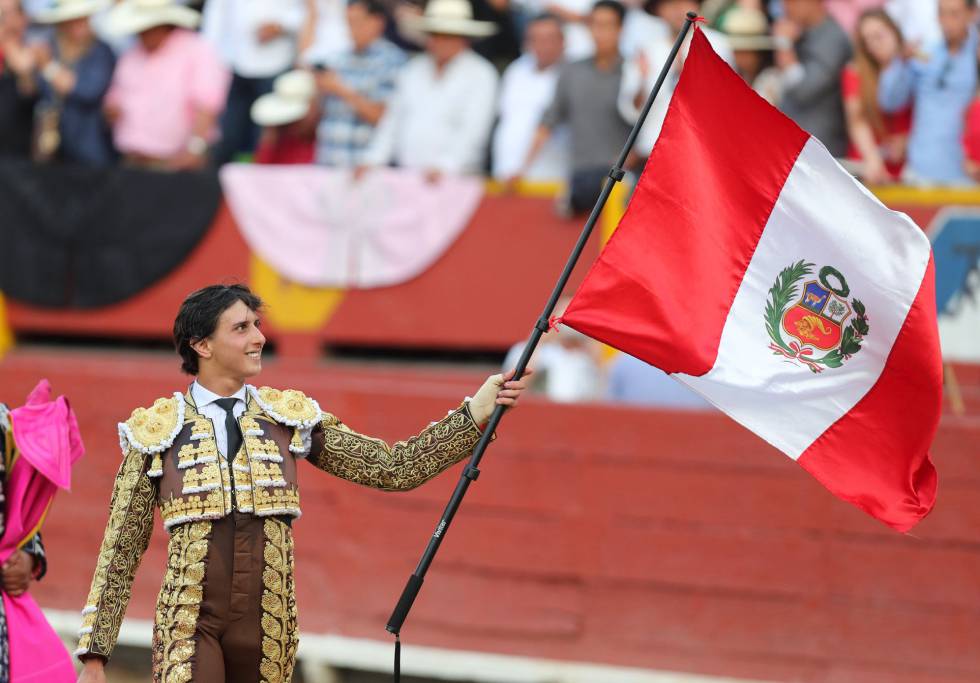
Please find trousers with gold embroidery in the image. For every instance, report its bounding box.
[152,514,298,683]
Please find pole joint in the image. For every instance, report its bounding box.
[534,317,550,333]
[608,167,626,182]
[463,466,481,481]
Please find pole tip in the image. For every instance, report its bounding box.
[686,10,698,20]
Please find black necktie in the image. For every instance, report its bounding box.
[215,398,242,458]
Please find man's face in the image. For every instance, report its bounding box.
[526,18,564,68]
[347,3,384,51]
[193,300,266,381]
[138,25,172,52]
[939,0,975,46]
[655,0,699,33]
[0,0,27,40]
[58,17,92,43]
[426,32,469,63]
[589,7,622,56]
[781,0,813,25]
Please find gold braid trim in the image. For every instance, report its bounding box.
[76,448,156,660]
[151,521,210,683]
[308,405,483,491]
[259,519,298,683]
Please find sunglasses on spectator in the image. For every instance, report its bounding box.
[938,57,954,89]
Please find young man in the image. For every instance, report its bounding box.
[75,284,529,682]
[879,0,977,185]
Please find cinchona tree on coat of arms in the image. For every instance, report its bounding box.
[765,260,871,373]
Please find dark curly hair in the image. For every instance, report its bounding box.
[173,284,264,375]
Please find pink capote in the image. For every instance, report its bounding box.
[4,380,84,682]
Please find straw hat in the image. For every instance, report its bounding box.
[34,0,108,24]
[104,0,200,36]
[251,70,317,127]
[405,0,497,38]
[720,7,775,51]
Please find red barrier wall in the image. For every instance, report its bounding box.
[2,349,978,683]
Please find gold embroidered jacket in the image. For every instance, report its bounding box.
[75,385,484,661]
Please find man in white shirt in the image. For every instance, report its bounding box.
[362,0,499,179]
[202,0,308,164]
[618,0,733,157]
[492,13,570,182]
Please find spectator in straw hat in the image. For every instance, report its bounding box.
[361,0,499,180]
[101,0,230,170]
[717,6,783,105]
[32,0,117,166]
[251,69,318,164]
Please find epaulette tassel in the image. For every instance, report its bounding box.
[147,452,164,478]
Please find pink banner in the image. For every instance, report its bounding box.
[220,165,485,288]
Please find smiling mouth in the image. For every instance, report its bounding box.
[246,351,262,360]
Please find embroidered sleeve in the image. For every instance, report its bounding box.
[307,403,484,491]
[75,447,156,662]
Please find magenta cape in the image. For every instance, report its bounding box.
[4,380,84,681]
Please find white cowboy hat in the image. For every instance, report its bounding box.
[34,0,109,24]
[251,70,316,127]
[405,0,497,38]
[721,7,776,51]
[104,0,200,36]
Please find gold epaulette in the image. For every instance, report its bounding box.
[247,385,321,428]
[117,393,185,456]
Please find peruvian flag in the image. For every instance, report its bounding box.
[559,29,941,532]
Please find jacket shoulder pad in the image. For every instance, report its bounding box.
[118,392,185,455]
[248,385,321,428]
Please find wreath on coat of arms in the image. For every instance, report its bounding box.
[764,260,870,373]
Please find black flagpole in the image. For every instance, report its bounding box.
[385,12,701,676]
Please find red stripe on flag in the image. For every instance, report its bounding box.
[560,29,810,375]
[797,257,942,532]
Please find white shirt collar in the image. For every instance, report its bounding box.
[192,381,247,409]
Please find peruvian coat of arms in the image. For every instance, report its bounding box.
[764,260,870,373]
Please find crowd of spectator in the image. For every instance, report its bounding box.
[3,0,980,195]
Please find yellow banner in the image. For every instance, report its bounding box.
[0,292,14,358]
[0,293,13,359]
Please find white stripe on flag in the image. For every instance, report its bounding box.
[675,138,931,459]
